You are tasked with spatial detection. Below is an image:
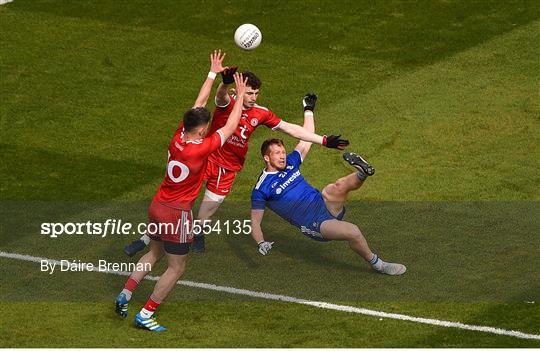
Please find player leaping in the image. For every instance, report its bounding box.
[114,51,249,332]
[124,70,349,255]
[250,94,406,275]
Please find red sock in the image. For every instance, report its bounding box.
[124,277,139,292]
[140,295,161,318]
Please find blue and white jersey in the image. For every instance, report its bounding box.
[251,150,325,229]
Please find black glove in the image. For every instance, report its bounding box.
[303,93,317,112]
[323,135,349,150]
[221,66,238,84]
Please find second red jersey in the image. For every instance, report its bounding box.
[153,124,225,210]
[208,95,282,172]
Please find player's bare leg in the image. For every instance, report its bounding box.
[151,253,187,300]
[322,152,375,216]
[116,240,165,317]
[322,172,364,216]
[129,240,165,282]
[135,252,188,332]
[192,193,225,253]
[320,219,406,275]
[198,196,223,220]
[321,153,405,275]
[320,219,373,260]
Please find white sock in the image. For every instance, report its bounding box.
[139,308,154,319]
[369,253,385,270]
[121,288,132,301]
[141,234,150,245]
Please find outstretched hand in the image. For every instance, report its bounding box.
[221,66,238,84]
[303,93,318,112]
[210,49,227,73]
[323,135,349,150]
[234,72,248,97]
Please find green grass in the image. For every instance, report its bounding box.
[1,300,538,347]
[1,0,539,347]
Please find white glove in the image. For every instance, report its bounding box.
[257,241,274,255]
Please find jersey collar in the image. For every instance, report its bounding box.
[263,169,278,175]
[180,128,202,144]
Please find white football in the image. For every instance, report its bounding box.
[234,24,262,51]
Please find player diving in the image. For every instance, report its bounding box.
[250,94,406,275]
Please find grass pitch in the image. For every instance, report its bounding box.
[1,0,539,347]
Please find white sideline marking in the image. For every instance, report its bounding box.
[1,250,539,341]
[0,0,14,4]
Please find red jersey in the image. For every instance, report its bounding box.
[153,124,225,210]
[207,95,282,172]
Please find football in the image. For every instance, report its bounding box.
[234,24,262,51]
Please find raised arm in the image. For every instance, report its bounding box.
[251,209,273,255]
[276,115,349,150]
[294,93,317,160]
[215,66,238,107]
[217,72,248,138]
[193,50,227,108]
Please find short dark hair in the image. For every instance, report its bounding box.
[242,71,262,90]
[261,138,284,157]
[183,107,210,133]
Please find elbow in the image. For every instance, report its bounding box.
[294,126,309,139]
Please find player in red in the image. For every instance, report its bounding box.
[124,70,349,255]
[114,50,248,332]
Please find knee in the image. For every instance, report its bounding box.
[329,179,348,196]
[322,185,333,199]
[323,183,342,199]
[346,224,363,240]
[150,250,165,262]
[335,178,347,189]
[143,251,163,265]
[168,261,186,277]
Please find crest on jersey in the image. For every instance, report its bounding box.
[250,118,259,127]
[271,181,278,188]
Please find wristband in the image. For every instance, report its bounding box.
[322,135,327,146]
[207,71,217,80]
[304,111,314,117]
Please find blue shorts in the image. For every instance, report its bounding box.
[299,195,345,242]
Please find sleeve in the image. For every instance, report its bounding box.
[199,130,226,157]
[286,150,303,168]
[251,188,267,210]
[263,109,283,130]
[208,95,236,135]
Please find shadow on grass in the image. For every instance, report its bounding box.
[1,143,162,201]
[8,0,540,67]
